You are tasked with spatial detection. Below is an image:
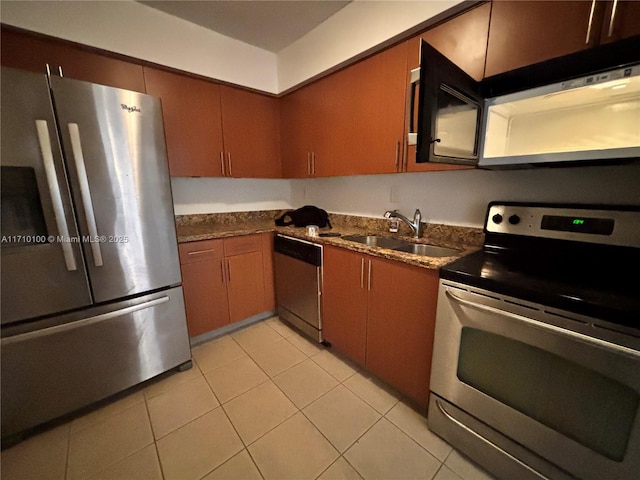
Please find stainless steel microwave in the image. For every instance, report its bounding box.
[411,39,640,168]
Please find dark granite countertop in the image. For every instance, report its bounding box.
[175,211,483,271]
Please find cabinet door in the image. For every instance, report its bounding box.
[226,251,265,323]
[485,1,603,78]
[280,86,314,178]
[599,0,640,44]
[413,2,491,82]
[144,67,224,177]
[366,258,438,407]
[262,233,276,312]
[220,85,281,178]
[312,67,357,177]
[181,258,230,337]
[352,42,408,175]
[322,246,368,364]
[404,2,489,173]
[1,26,145,92]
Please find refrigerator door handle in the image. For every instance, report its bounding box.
[36,120,78,271]
[1,296,170,345]
[67,123,103,267]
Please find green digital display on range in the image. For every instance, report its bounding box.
[541,215,614,235]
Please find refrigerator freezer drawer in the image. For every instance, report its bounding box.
[1,286,191,440]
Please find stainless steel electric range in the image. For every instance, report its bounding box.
[429,202,640,480]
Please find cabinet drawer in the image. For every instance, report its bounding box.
[179,239,224,265]
[223,234,262,256]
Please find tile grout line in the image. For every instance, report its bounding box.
[259,320,423,474]
[69,402,158,480]
[217,320,346,476]
[269,318,449,478]
[241,443,267,480]
[142,393,168,480]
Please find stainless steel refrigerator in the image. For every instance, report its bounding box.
[1,67,191,442]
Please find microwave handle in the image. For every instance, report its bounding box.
[407,67,420,146]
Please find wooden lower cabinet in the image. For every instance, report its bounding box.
[178,239,229,337]
[262,233,276,311]
[322,246,368,364]
[226,251,265,323]
[181,256,230,337]
[322,245,438,407]
[366,256,438,407]
[179,233,274,338]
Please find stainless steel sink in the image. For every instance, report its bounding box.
[392,243,460,257]
[342,234,460,258]
[342,235,406,249]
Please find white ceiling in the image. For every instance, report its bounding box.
[138,0,352,53]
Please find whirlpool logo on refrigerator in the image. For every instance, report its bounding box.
[120,104,141,113]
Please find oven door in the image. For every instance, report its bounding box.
[430,280,640,480]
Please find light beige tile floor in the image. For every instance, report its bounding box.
[1,316,498,480]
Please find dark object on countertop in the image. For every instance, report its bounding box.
[275,206,332,228]
[319,232,341,237]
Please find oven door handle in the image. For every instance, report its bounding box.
[446,289,640,359]
[434,399,550,480]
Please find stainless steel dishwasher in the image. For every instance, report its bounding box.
[274,235,323,342]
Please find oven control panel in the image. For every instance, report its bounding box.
[485,203,640,247]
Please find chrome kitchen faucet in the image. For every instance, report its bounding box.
[384,209,422,238]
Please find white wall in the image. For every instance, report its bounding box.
[5,1,637,225]
[293,164,640,227]
[0,0,463,94]
[277,0,461,91]
[0,0,278,92]
[171,178,293,215]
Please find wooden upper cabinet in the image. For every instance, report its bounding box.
[280,85,315,178]
[411,2,491,81]
[280,43,409,178]
[485,1,603,78]
[219,85,282,178]
[599,0,640,44]
[403,3,489,173]
[1,26,145,92]
[312,66,356,177]
[352,42,409,175]
[144,67,224,177]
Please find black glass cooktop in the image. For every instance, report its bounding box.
[440,242,640,330]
